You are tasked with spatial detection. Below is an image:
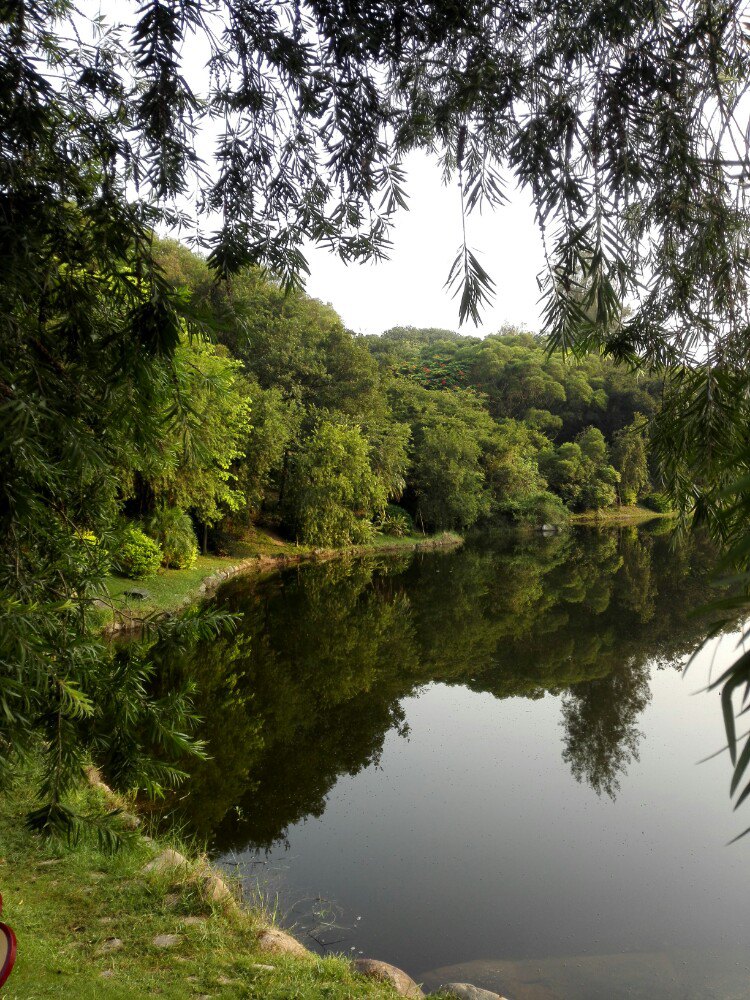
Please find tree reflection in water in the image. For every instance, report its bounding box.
[154,523,721,851]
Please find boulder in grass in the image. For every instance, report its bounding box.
[435,985,507,1000]
[203,872,234,905]
[152,934,180,949]
[352,958,425,998]
[143,849,189,875]
[256,927,311,959]
[97,937,123,954]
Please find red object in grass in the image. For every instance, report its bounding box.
[0,893,17,988]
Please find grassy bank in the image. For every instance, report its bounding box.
[100,526,463,629]
[570,505,676,525]
[0,767,417,999]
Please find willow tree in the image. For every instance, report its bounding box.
[2,0,749,829]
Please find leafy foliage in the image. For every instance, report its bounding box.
[114,525,163,580]
[641,493,672,515]
[378,504,415,538]
[146,507,198,570]
[285,421,388,546]
[611,416,650,506]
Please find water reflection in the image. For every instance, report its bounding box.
[160,523,719,849]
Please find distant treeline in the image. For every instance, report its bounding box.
[114,239,665,562]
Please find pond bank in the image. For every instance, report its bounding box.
[569,504,675,525]
[0,761,497,999]
[101,528,463,634]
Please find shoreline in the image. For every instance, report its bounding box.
[3,530,471,997]
[101,529,464,634]
[569,505,676,526]
[1,761,442,999]
[100,510,680,634]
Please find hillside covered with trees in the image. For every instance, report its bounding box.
[126,239,666,563]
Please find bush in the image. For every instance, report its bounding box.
[502,491,569,528]
[114,524,163,579]
[641,492,672,513]
[146,507,198,568]
[378,503,415,537]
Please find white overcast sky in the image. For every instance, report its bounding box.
[303,151,546,337]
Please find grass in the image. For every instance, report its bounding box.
[367,531,463,550]
[0,768,420,999]
[103,555,230,619]
[570,504,676,525]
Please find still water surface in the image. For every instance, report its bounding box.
[169,525,750,999]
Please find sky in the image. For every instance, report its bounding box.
[303,151,547,338]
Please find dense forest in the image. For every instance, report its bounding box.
[104,238,667,577]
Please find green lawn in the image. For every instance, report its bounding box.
[570,505,675,525]
[103,554,230,620]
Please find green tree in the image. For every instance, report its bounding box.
[611,416,650,506]
[540,427,619,512]
[121,336,252,534]
[285,421,389,546]
[412,418,490,530]
[234,383,303,516]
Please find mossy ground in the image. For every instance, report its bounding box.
[0,771,412,999]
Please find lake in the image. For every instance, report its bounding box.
[164,524,750,999]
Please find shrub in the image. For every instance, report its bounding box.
[502,491,569,527]
[114,524,163,579]
[147,507,198,568]
[641,492,672,513]
[378,503,415,537]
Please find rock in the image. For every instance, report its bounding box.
[98,937,123,953]
[100,969,114,979]
[182,915,207,926]
[143,848,189,874]
[152,933,180,948]
[203,872,234,904]
[84,765,112,794]
[249,964,275,972]
[352,958,425,998]
[119,811,140,830]
[256,927,311,959]
[123,588,151,600]
[435,985,506,1000]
